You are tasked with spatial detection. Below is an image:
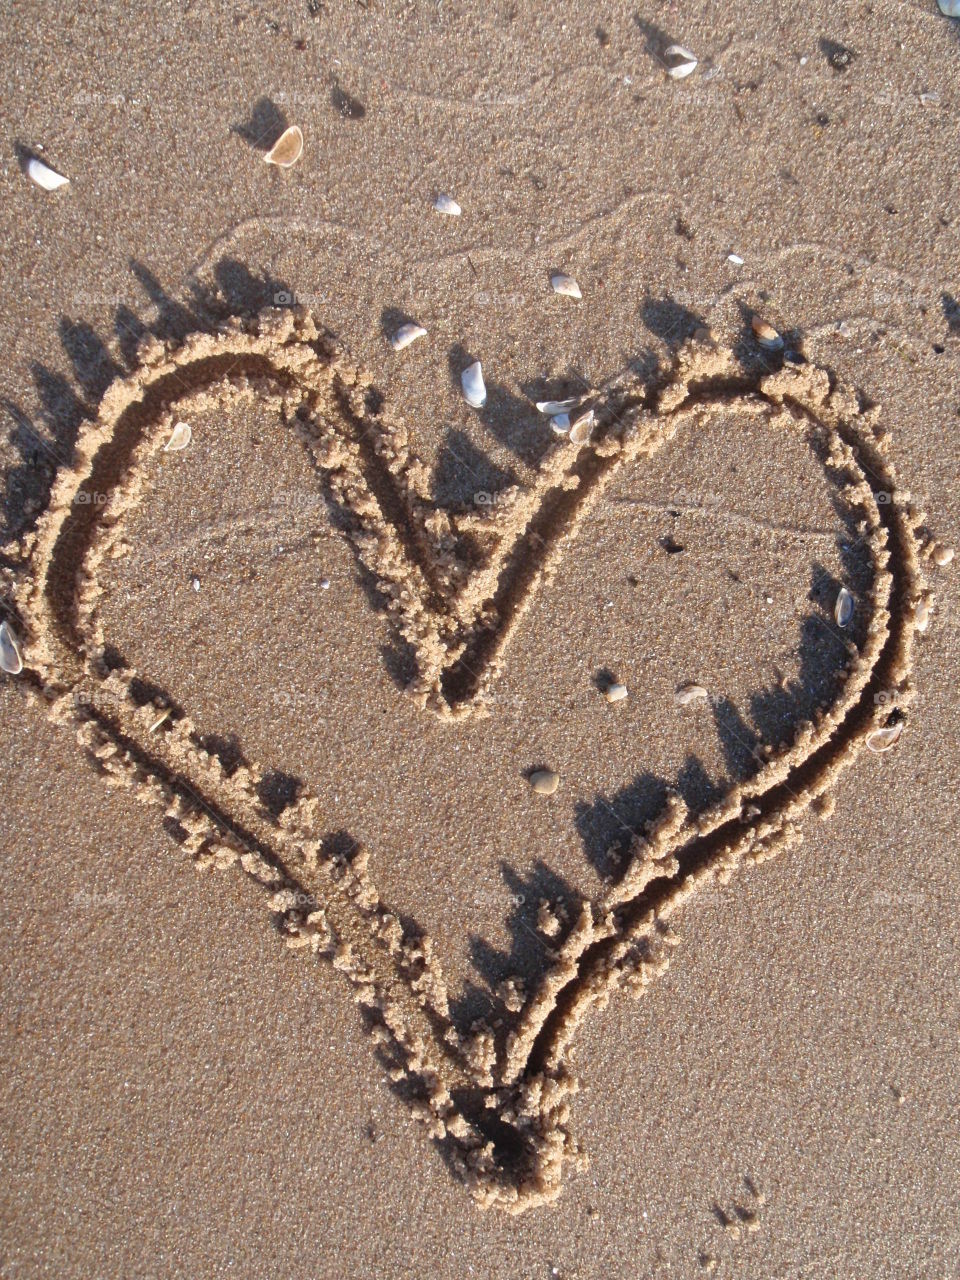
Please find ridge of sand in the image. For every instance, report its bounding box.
[3,307,934,1212]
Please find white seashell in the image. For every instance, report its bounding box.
[536,398,579,416]
[866,722,903,754]
[163,421,192,452]
[675,683,708,706]
[568,409,595,445]
[26,155,69,191]
[604,683,628,703]
[433,194,462,216]
[549,413,571,435]
[834,586,854,628]
[727,253,744,265]
[937,0,960,16]
[663,44,698,78]
[751,315,784,351]
[550,273,582,300]
[0,620,23,675]
[914,598,932,632]
[933,543,955,567]
[461,361,487,408]
[263,126,304,168]
[390,323,427,351]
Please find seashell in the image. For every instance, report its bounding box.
[866,721,903,754]
[727,252,744,265]
[663,44,698,79]
[0,620,23,675]
[675,683,708,706]
[25,155,69,191]
[433,193,461,216]
[834,586,854,627]
[390,323,427,351]
[937,0,960,15]
[568,409,595,445]
[535,398,579,415]
[529,768,560,796]
[550,273,582,300]
[549,413,571,435]
[163,421,192,452]
[263,126,304,168]
[751,315,784,351]
[914,597,932,632]
[604,683,628,703]
[933,543,955,567]
[461,361,487,409]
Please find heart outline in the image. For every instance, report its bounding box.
[11,308,928,1212]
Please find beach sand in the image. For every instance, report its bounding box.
[1,0,959,1274]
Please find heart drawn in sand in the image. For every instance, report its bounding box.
[13,307,928,1212]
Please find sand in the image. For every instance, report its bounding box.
[2,0,959,1273]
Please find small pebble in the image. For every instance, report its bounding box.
[529,768,560,795]
[933,543,954,567]
[914,597,931,631]
[191,576,201,592]
[727,252,744,265]
[604,682,628,703]
[320,577,331,590]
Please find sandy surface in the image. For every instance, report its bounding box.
[2,0,959,1274]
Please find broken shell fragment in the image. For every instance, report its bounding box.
[163,421,192,452]
[0,621,23,675]
[529,768,560,796]
[604,683,629,703]
[834,586,854,627]
[675,683,708,706]
[550,273,582,299]
[25,155,70,191]
[751,316,784,351]
[663,44,698,79]
[568,409,595,445]
[461,361,487,408]
[937,0,960,16]
[536,398,580,416]
[549,413,571,435]
[866,721,903,754]
[433,193,461,216]
[933,543,955,567]
[148,708,172,734]
[390,323,427,351]
[914,598,932,632]
[263,126,304,168]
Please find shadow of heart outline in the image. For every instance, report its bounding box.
[10,308,928,1212]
